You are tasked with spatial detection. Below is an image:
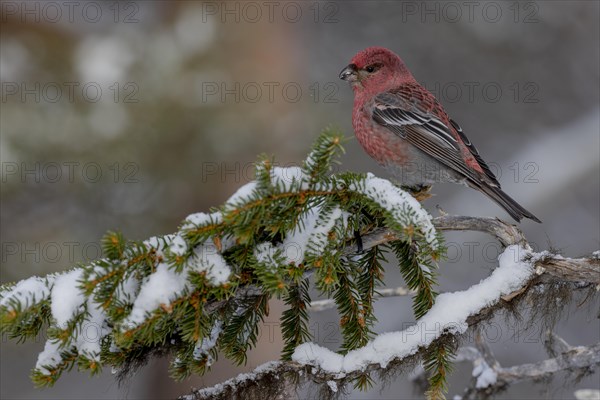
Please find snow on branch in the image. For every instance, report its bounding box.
[0,129,449,393]
[183,215,599,400]
[291,244,533,372]
[1,129,597,399]
[357,215,599,285]
[201,215,599,316]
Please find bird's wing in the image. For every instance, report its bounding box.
[448,118,500,186]
[372,89,500,187]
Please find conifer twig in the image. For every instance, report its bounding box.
[346,215,599,284]
[183,215,599,400]
[2,129,597,399]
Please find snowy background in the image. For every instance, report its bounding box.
[1,1,598,399]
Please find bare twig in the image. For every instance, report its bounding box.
[308,286,415,312]
[544,330,573,357]
[454,341,600,399]
[496,343,600,384]
[474,331,500,370]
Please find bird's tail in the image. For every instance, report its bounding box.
[474,183,542,223]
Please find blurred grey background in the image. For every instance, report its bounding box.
[1,1,598,399]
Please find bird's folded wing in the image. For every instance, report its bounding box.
[372,90,500,188]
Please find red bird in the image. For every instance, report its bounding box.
[340,47,541,223]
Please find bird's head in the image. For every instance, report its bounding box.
[339,47,415,94]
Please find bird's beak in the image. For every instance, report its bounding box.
[339,64,358,82]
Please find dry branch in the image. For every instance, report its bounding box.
[308,286,415,312]
[455,337,600,399]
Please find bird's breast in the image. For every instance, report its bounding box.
[352,99,409,166]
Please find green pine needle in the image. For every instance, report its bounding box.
[0,127,448,397]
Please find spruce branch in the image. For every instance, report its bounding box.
[2,128,597,400]
[281,279,311,360]
[1,128,444,392]
[183,218,598,400]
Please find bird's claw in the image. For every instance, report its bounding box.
[402,184,433,202]
[436,204,448,216]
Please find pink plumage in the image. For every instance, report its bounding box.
[339,47,540,223]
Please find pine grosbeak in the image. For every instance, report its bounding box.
[340,47,540,223]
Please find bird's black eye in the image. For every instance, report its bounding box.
[365,63,382,73]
